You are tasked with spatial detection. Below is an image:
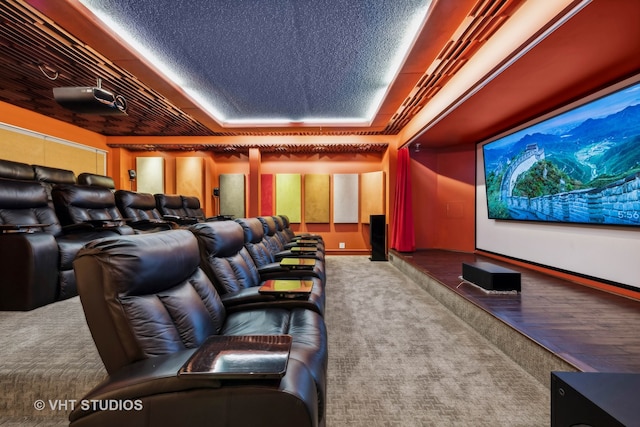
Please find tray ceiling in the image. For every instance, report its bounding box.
[0,0,524,137]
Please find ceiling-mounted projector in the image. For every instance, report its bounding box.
[53,79,127,115]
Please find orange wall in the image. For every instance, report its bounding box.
[113,149,222,216]
[107,141,388,252]
[261,152,385,252]
[1,100,474,253]
[411,146,475,251]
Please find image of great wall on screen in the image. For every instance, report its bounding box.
[483,82,640,226]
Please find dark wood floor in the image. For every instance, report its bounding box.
[392,249,640,373]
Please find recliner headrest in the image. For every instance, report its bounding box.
[53,184,117,208]
[115,190,157,210]
[190,221,244,257]
[155,194,183,209]
[258,216,277,236]
[272,216,285,230]
[181,195,200,209]
[77,172,115,190]
[0,178,49,208]
[77,230,200,296]
[235,218,264,244]
[0,159,35,180]
[32,165,77,185]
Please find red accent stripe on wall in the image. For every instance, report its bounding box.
[261,174,273,215]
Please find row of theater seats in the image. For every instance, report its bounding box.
[71,218,328,426]
[1,158,225,310]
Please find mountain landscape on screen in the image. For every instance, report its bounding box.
[483,82,640,226]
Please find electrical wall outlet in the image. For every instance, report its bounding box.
[339,242,346,249]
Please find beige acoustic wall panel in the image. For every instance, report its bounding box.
[136,157,165,195]
[44,140,104,175]
[219,174,245,219]
[176,157,203,202]
[304,174,330,223]
[333,173,359,223]
[0,124,106,175]
[276,174,302,223]
[360,171,385,223]
[0,127,46,163]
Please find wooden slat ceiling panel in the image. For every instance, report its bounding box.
[383,0,522,134]
[0,0,217,137]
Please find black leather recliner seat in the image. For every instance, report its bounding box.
[189,220,326,316]
[235,217,326,283]
[71,229,327,427]
[154,193,199,225]
[114,190,175,233]
[274,215,325,252]
[52,184,135,235]
[0,178,126,310]
[181,195,206,221]
[259,216,325,262]
[271,215,325,253]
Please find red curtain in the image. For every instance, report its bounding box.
[390,147,415,252]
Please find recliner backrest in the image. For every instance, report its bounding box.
[190,221,262,295]
[279,214,297,240]
[0,159,35,181]
[182,195,205,220]
[77,172,115,190]
[32,164,77,201]
[258,216,285,253]
[52,184,125,226]
[0,178,62,235]
[73,230,226,374]
[272,215,290,245]
[235,217,275,267]
[115,190,164,221]
[155,193,190,218]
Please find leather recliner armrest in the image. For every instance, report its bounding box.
[163,215,199,225]
[220,285,324,315]
[273,249,324,262]
[257,262,322,281]
[283,241,323,250]
[69,350,319,427]
[0,233,59,310]
[220,287,278,308]
[129,219,175,231]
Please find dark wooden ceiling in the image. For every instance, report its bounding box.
[1,0,523,139]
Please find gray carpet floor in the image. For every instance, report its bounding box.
[324,256,548,426]
[0,256,549,426]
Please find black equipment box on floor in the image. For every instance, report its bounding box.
[462,262,521,291]
[551,372,639,427]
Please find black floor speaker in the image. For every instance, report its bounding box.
[369,214,387,261]
[461,261,520,291]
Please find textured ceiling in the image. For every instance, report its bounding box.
[79,0,431,125]
[0,0,525,139]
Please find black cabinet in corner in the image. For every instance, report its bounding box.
[369,214,386,261]
[551,372,640,427]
